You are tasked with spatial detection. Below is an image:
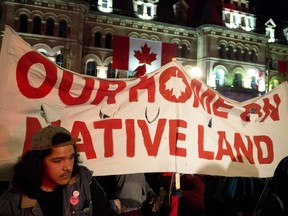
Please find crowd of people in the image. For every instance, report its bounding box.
[0,125,287,216]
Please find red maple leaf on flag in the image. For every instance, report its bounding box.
[134,43,157,65]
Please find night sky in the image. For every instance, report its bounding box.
[158,0,288,27]
[250,0,288,23]
[158,0,288,21]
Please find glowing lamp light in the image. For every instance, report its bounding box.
[98,66,107,78]
[190,66,202,78]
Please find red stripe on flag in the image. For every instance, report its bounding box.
[161,42,177,66]
[112,35,129,70]
[278,60,288,74]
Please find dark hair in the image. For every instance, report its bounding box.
[11,132,81,198]
[272,156,288,199]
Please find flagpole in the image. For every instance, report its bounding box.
[265,42,271,93]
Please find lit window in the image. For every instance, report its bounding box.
[37,48,48,56]
[86,61,97,76]
[134,0,157,20]
[147,6,151,16]
[102,0,108,8]
[107,63,115,78]
[56,53,64,67]
[216,69,225,87]
[98,0,112,13]
[137,4,143,14]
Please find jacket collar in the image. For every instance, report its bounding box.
[21,176,78,208]
[21,195,37,209]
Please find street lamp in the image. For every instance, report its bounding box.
[184,65,202,78]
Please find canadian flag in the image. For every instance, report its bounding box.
[112,35,177,75]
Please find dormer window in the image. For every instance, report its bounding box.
[133,0,158,20]
[102,0,108,8]
[265,18,276,43]
[98,0,113,13]
[137,4,143,14]
[223,0,255,32]
[233,1,238,10]
[147,6,151,16]
[283,27,288,43]
[173,0,189,25]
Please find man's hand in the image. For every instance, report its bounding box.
[113,199,121,214]
[149,195,162,212]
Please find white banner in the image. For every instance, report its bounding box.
[1,26,288,180]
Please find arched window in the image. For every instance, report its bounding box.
[105,33,112,49]
[181,44,188,58]
[267,57,273,70]
[250,76,257,89]
[56,53,64,67]
[176,44,180,57]
[46,18,54,36]
[235,47,242,61]
[59,20,67,37]
[243,48,249,62]
[95,32,102,47]
[32,16,42,34]
[227,46,234,60]
[107,62,115,78]
[271,79,279,90]
[86,61,97,76]
[37,48,47,56]
[250,50,258,63]
[271,56,277,70]
[216,69,225,87]
[233,73,242,88]
[219,44,226,59]
[19,14,28,33]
